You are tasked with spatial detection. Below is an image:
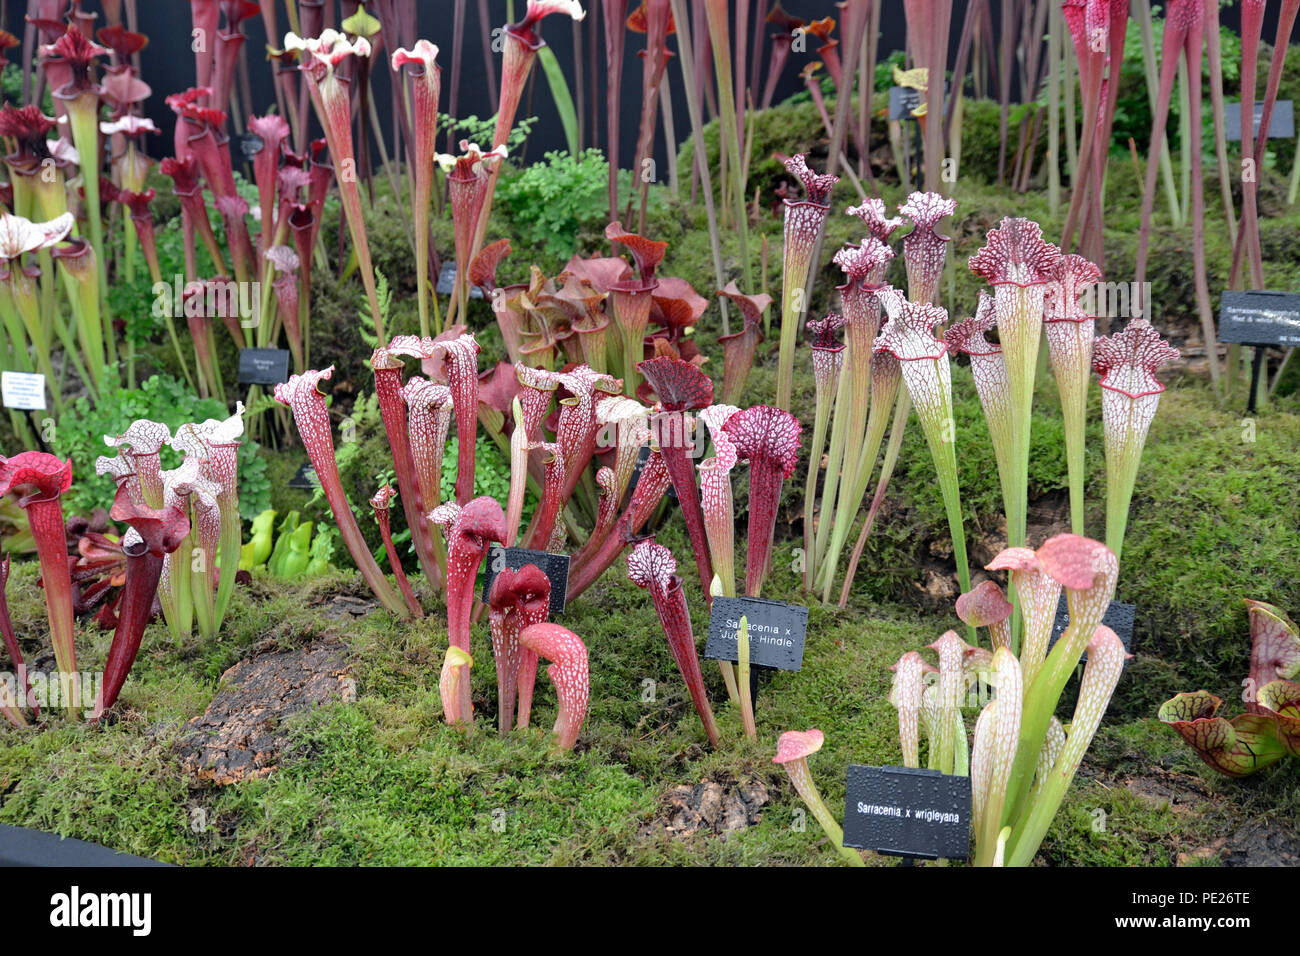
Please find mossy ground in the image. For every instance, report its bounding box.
[2,361,1297,866]
[3,89,1300,865]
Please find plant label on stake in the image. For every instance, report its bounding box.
[237,348,292,387]
[626,444,676,501]
[239,132,264,160]
[842,765,971,861]
[888,81,949,121]
[1218,291,1300,347]
[1,371,46,410]
[435,261,484,299]
[704,596,807,671]
[481,545,570,616]
[1225,100,1294,141]
[288,463,318,490]
[1048,597,1135,665]
[1217,291,1300,413]
[889,86,924,121]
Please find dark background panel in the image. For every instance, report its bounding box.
[1,1,1268,170]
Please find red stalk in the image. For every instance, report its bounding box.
[0,555,35,720]
[637,355,715,595]
[627,539,720,747]
[274,368,413,619]
[603,0,629,221]
[716,281,771,405]
[370,485,423,617]
[248,113,290,256]
[566,447,670,601]
[0,452,77,710]
[92,485,190,719]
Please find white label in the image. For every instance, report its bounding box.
[1,371,46,410]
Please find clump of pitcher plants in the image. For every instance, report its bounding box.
[884,534,1125,866]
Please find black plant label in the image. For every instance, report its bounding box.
[288,463,318,490]
[704,596,807,671]
[1225,99,1293,141]
[842,765,971,861]
[237,348,291,386]
[239,132,264,160]
[480,545,569,617]
[1048,597,1135,666]
[1218,290,1300,347]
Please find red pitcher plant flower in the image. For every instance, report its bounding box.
[636,355,715,596]
[627,539,720,747]
[518,622,589,752]
[370,336,445,590]
[439,140,506,324]
[716,281,771,405]
[402,376,454,580]
[607,221,668,389]
[91,485,191,720]
[370,485,422,618]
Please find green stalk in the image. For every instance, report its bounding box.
[1104,401,1146,564]
[835,391,911,607]
[1047,1,1061,217]
[1133,0,1181,225]
[702,0,751,292]
[782,756,866,867]
[6,273,64,415]
[738,615,756,739]
[808,360,850,584]
[819,365,901,598]
[166,528,194,645]
[63,93,114,364]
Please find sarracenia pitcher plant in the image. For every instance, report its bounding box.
[775,154,839,411]
[887,534,1124,865]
